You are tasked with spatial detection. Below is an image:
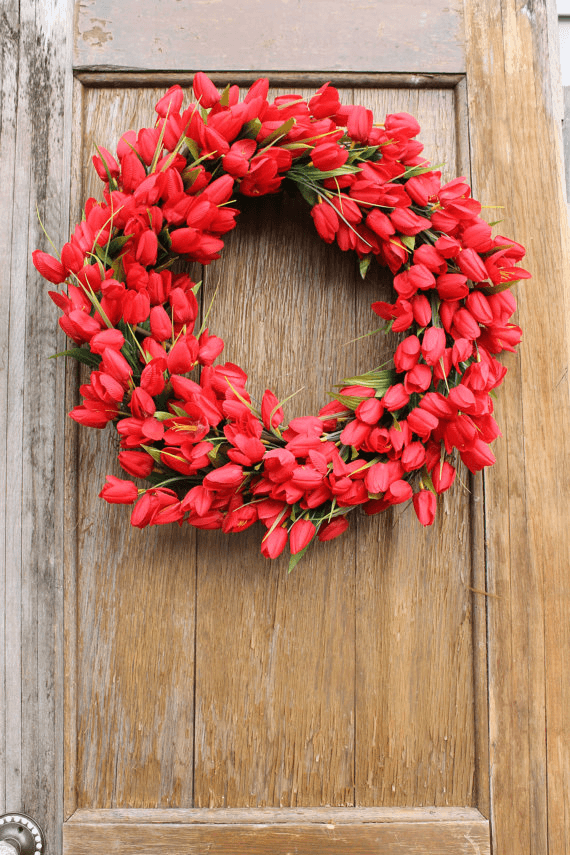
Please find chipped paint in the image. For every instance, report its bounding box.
[81,17,112,46]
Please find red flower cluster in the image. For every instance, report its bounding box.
[33,75,529,567]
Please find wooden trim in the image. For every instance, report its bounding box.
[64,808,490,854]
[73,71,465,90]
[463,0,570,852]
[66,806,487,823]
[63,77,85,823]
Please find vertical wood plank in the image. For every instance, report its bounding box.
[69,87,200,810]
[193,88,359,809]
[353,87,478,807]
[0,0,74,852]
[463,0,570,852]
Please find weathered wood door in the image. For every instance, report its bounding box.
[2,1,569,854]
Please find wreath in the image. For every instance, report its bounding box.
[33,74,529,569]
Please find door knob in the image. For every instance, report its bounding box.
[0,814,45,854]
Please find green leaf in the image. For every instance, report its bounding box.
[181,147,201,173]
[421,469,437,495]
[158,227,172,250]
[401,234,416,251]
[49,347,101,368]
[347,145,379,163]
[288,543,311,573]
[336,367,396,393]
[399,162,444,179]
[328,393,369,411]
[219,83,231,107]
[482,280,519,295]
[93,242,110,265]
[282,142,313,151]
[106,234,133,256]
[141,445,163,463]
[359,255,372,279]
[240,118,262,139]
[290,163,360,181]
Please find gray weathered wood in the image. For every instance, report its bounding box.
[0,0,74,851]
[73,0,465,74]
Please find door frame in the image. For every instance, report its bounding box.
[2,1,569,853]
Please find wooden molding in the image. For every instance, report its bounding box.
[64,807,490,854]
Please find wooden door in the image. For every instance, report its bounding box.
[2,2,569,854]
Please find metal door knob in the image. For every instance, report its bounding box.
[0,815,45,854]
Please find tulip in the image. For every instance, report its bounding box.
[155,84,184,118]
[309,82,341,118]
[457,247,488,281]
[99,475,139,504]
[311,142,348,171]
[317,516,350,541]
[346,105,373,142]
[420,327,446,366]
[203,463,244,491]
[412,490,437,526]
[32,250,67,283]
[394,335,420,372]
[311,202,340,243]
[460,438,496,472]
[261,389,284,430]
[430,460,456,494]
[261,525,288,559]
[289,519,316,554]
[118,450,155,478]
[90,329,125,354]
[401,442,427,472]
[193,71,220,108]
[382,384,409,412]
[436,273,469,301]
[404,364,432,394]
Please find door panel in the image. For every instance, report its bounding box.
[64,79,488,848]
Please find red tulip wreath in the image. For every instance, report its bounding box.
[33,74,529,568]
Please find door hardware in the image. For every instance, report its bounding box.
[0,815,45,855]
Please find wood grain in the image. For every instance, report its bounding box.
[351,87,480,808]
[0,0,72,852]
[193,87,358,809]
[463,0,570,852]
[69,88,200,810]
[73,0,465,74]
[63,807,489,854]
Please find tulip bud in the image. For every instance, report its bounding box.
[412,490,437,526]
[193,72,220,108]
[289,519,316,554]
[317,516,350,542]
[261,525,288,559]
[99,475,139,505]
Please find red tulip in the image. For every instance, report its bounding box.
[412,490,437,526]
[317,516,349,542]
[99,475,139,504]
[261,525,288,559]
[289,519,316,554]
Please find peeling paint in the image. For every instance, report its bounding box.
[81,17,112,47]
